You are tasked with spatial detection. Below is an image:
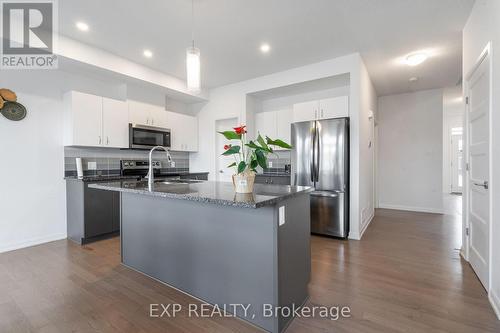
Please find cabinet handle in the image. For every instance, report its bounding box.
[321,109,324,118]
[98,136,101,145]
[106,136,109,145]
[152,119,155,125]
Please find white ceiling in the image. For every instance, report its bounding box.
[59,0,474,96]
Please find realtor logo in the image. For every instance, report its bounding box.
[1,0,58,69]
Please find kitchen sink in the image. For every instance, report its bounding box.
[157,179,205,185]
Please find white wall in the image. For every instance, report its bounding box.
[442,86,464,193]
[190,53,376,240]
[377,89,444,213]
[463,0,500,318]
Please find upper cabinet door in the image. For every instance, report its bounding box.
[149,106,168,128]
[128,100,150,126]
[318,96,349,119]
[255,111,277,139]
[167,111,198,151]
[275,108,293,148]
[292,100,319,123]
[102,98,129,148]
[69,91,103,147]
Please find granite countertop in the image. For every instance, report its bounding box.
[65,172,209,182]
[89,180,312,209]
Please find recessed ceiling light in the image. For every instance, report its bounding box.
[260,43,271,53]
[405,53,428,66]
[409,77,418,82]
[75,21,89,32]
[143,49,153,58]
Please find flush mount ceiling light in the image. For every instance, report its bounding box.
[75,21,89,32]
[143,49,153,58]
[409,77,419,82]
[186,0,200,93]
[260,43,271,53]
[405,53,428,66]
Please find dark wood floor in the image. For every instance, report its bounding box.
[1,208,499,332]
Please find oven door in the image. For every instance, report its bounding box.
[129,124,171,149]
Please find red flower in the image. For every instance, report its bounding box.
[233,125,247,134]
[224,144,232,150]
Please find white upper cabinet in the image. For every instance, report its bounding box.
[292,96,349,122]
[166,111,198,152]
[318,96,349,119]
[102,98,129,148]
[64,91,129,148]
[275,108,293,145]
[128,100,168,128]
[292,100,319,123]
[255,111,277,139]
[65,91,103,147]
[255,108,293,150]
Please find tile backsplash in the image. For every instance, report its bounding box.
[64,147,189,176]
[263,150,291,173]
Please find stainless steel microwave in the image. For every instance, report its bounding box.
[129,124,171,149]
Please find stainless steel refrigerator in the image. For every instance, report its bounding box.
[291,118,349,238]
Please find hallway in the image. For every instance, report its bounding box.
[0,208,498,332]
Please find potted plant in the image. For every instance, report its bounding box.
[218,125,292,193]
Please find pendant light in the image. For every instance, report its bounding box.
[186,0,200,92]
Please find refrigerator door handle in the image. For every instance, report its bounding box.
[310,123,316,183]
[314,123,320,182]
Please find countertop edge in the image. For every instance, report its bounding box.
[89,183,313,209]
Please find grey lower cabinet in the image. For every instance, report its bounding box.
[66,179,120,244]
[255,174,291,185]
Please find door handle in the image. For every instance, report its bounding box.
[473,180,489,189]
[310,123,316,182]
[314,124,320,182]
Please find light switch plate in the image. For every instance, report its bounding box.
[87,161,97,170]
[279,206,285,226]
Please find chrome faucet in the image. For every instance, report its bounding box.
[147,146,172,191]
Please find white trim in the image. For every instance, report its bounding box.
[0,233,67,254]
[378,203,444,214]
[359,210,375,239]
[464,42,493,291]
[489,290,500,320]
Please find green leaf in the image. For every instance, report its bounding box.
[250,159,258,170]
[245,141,261,149]
[218,131,241,140]
[237,161,247,173]
[257,134,269,150]
[227,162,237,168]
[255,149,267,169]
[221,145,241,156]
[266,137,292,149]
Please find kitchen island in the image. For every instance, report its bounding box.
[90,180,312,333]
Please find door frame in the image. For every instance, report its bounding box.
[463,42,493,293]
[215,116,240,182]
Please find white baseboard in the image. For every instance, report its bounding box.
[489,290,500,320]
[0,233,67,254]
[359,211,375,239]
[378,203,444,214]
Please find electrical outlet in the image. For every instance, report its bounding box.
[268,161,273,168]
[170,161,176,168]
[87,161,97,170]
[279,206,285,226]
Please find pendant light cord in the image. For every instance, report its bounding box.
[191,0,195,48]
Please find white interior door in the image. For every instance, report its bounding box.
[466,47,491,290]
[451,133,463,193]
[216,117,239,182]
